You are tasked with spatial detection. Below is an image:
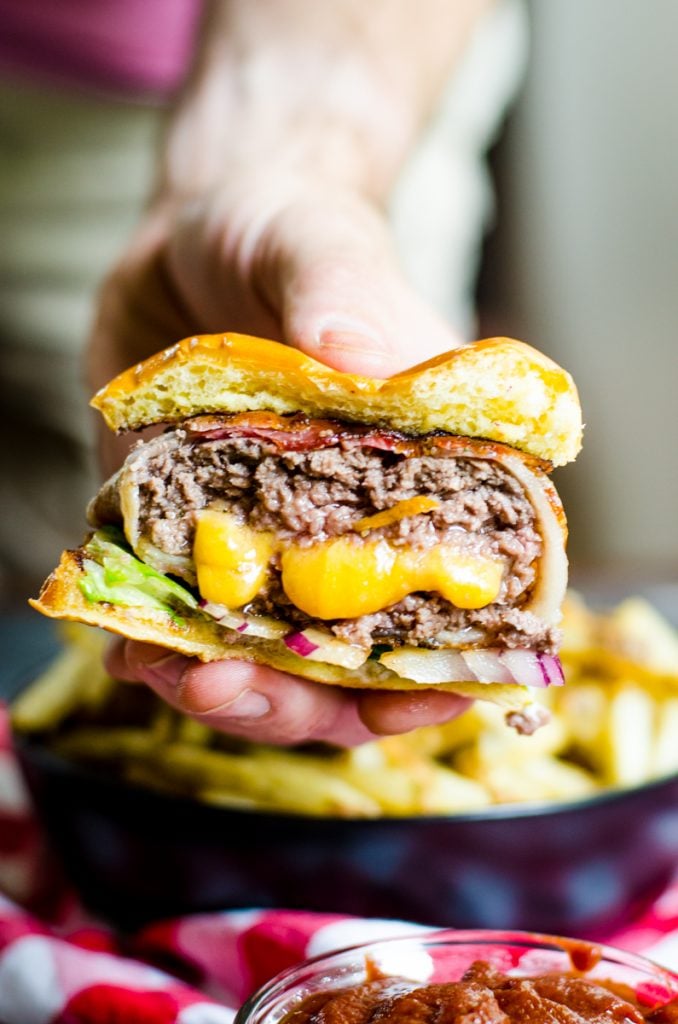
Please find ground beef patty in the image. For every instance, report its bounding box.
[111,423,556,651]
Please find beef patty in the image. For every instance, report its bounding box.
[94,418,559,652]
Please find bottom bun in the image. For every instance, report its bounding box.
[30,548,546,724]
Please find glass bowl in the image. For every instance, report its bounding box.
[234,929,678,1024]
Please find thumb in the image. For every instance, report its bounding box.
[263,190,465,378]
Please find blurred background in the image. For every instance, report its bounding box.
[0,0,676,607]
[1,1,677,955]
[476,0,678,579]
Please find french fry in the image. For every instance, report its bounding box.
[560,590,597,656]
[12,589,678,817]
[599,598,678,683]
[337,742,490,814]
[596,683,656,787]
[52,727,161,762]
[553,680,608,750]
[11,645,114,732]
[651,698,678,778]
[150,744,382,817]
[455,747,597,804]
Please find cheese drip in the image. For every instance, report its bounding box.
[194,510,504,619]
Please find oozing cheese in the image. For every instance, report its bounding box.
[193,510,504,619]
[194,510,276,607]
[281,538,502,618]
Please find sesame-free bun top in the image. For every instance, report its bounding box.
[91,333,583,466]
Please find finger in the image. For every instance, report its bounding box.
[120,641,379,746]
[260,190,465,377]
[358,689,471,735]
[104,637,138,681]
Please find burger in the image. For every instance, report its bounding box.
[31,333,582,732]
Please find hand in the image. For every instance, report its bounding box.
[106,641,469,747]
[89,175,463,473]
[89,174,467,746]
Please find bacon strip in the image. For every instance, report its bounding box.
[183,412,552,472]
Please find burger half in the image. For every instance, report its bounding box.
[31,334,583,731]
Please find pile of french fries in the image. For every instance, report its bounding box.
[12,592,678,817]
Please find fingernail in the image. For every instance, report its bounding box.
[209,689,272,721]
[139,652,192,688]
[316,318,387,359]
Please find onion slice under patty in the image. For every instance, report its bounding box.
[499,453,568,627]
[379,646,564,688]
[199,602,289,640]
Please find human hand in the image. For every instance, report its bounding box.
[107,640,469,747]
[89,174,468,745]
[89,174,464,473]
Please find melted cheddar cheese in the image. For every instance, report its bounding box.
[193,510,504,618]
[194,510,276,607]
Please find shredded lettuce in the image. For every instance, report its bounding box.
[79,527,198,623]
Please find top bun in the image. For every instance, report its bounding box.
[92,334,583,466]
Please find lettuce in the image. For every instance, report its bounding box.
[79,527,198,623]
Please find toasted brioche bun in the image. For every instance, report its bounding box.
[92,334,583,467]
[30,548,539,716]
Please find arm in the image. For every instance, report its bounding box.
[91,0,493,744]
[162,0,494,200]
[90,0,492,396]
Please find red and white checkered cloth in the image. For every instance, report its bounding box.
[2,704,678,1024]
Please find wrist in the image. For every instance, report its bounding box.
[157,60,414,205]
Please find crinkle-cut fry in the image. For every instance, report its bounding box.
[150,743,382,817]
[11,645,114,732]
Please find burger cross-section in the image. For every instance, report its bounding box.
[31,333,582,731]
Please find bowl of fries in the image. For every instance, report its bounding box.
[11,589,678,935]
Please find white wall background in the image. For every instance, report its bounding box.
[494,0,678,569]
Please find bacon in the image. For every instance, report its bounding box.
[184,412,411,453]
[182,411,552,472]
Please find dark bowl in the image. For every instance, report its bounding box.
[13,730,678,936]
[7,612,678,937]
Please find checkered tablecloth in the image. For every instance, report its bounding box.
[2,705,677,1024]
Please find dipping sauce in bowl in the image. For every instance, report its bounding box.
[235,931,678,1024]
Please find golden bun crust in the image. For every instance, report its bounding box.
[30,548,536,714]
[92,334,583,467]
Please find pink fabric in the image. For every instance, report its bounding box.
[2,704,678,1023]
[0,0,204,99]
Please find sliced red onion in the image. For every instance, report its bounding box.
[461,649,515,684]
[200,602,288,639]
[283,628,370,669]
[498,649,565,688]
[284,631,319,657]
[379,646,564,688]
